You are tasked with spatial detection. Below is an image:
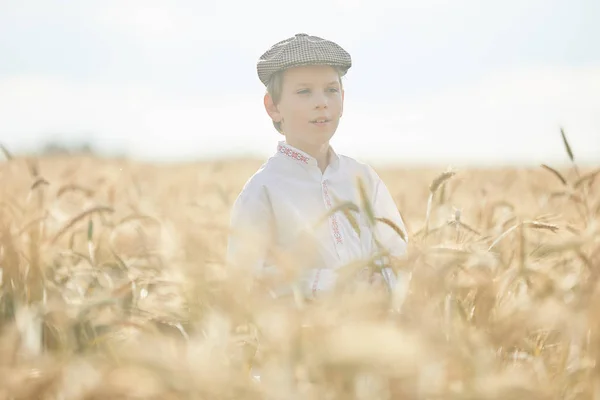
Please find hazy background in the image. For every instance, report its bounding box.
[1,0,599,167]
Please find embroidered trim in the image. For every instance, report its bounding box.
[277,143,310,164]
[311,269,322,295]
[322,182,343,245]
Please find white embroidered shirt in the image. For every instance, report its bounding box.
[226,141,408,298]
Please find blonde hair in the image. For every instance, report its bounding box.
[266,66,346,134]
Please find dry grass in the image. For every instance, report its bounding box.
[0,141,599,399]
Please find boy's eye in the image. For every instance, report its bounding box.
[297,88,339,94]
[296,88,339,94]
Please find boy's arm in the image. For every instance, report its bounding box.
[370,170,408,257]
[368,168,410,291]
[226,183,274,278]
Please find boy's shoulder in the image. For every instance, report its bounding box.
[337,153,382,184]
[235,156,282,196]
[239,159,272,187]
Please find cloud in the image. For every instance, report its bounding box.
[1,64,598,165]
[0,73,269,159]
[339,64,600,165]
[2,0,547,54]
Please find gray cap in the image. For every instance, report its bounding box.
[257,33,352,86]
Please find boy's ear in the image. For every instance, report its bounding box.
[264,93,281,123]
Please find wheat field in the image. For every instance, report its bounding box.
[0,138,599,399]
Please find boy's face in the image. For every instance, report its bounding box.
[265,65,344,150]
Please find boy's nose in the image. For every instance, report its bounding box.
[314,93,328,108]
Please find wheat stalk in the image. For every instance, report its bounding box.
[0,148,597,399]
[424,169,456,237]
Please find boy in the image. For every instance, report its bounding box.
[226,33,408,301]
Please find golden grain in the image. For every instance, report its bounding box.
[0,150,598,399]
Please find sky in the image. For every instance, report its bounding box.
[1,0,599,166]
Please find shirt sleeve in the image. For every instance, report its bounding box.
[367,167,410,293]
[226,181,274,276]
[369,167,409,258]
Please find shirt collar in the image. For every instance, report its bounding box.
[275,141,340,170]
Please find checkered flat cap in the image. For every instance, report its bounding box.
[257,33,352,86]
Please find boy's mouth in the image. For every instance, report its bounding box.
[310,118,330,124]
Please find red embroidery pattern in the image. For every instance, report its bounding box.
[322,182,343,245]
[311,269,322,295]
[277,143,310,164]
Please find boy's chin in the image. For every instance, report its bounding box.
[311,127,338,140]
[288,131,334,140]
[307,134,336,147]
